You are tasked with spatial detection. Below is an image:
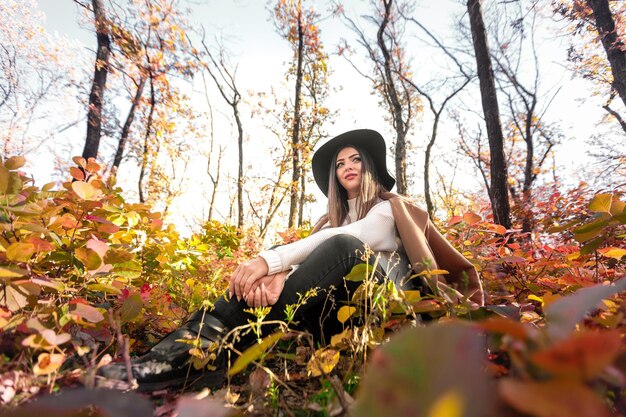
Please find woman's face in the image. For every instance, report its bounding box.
[335,146,362,199]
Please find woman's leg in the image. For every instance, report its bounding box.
[213,234,385,343]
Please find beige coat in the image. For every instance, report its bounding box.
[313,195,484,306]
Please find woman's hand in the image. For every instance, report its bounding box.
[229,257,269,301]
[244,271,288,308]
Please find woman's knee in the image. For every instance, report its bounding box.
[323,234,364,254]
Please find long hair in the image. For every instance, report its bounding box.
[326,144,391,227]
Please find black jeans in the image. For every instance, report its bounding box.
[211,234,405,344]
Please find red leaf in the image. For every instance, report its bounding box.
[531,330,622,380]
[499,379,611,417]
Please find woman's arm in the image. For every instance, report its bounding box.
[258,201,398,276]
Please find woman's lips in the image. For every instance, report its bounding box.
[345,173,357,180]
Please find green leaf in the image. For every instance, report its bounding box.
[588,193,613,212]
[345,263,371,282]
[120,293,143,323]
[545,277,626,341]
[229,331,284,376]
[580,236,605,255]
[572,216,610,236]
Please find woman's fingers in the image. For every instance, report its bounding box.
[229,265,241,300]
[261,283,268,307]
[253,287,262,308]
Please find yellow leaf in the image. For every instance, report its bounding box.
[412,269,449,277]
[588,193,613,213]
[71,181,101,201]
[330,328,353,348]
[0,166,8,193]
[402,290,422,303]
[33,353,64,376]
[0,266,28,281]
[528,294,543,305]
[337,306,357,324]
[6,242,35,263]
[428,390,464,417]
[599,247,626,260]
[229,332,284,376]
[307,348,340,377]
[610,200,626,216]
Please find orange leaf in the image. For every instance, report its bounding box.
[531,330,622,380]
[487,223,507,235]
[463,212,482,225]
[72,156,86,168]
[27,236,55,252]
[69,166,85,181]
[499,379,611,417]
[86,160,102,173]
[448,216,463,226]
[477,317,528,340]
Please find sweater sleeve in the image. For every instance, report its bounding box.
[258,201,398,275]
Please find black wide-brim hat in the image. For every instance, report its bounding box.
[312,129,395,197]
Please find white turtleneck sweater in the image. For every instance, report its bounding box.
[258,198,408,280]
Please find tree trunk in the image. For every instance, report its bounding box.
[377,0,408,194]
[111,76,146,178]
[467,0,511,228]
[138,75,155,203]
[288,0,304,229]
[521,100,536,234]
[588,0,626,110]
[234,104,244,229]
[298,172,306,227]
[424,112,440,217]
[82,0,111,160]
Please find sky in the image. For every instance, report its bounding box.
[28,0,610,236]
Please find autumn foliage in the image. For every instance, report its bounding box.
[0,155,623,416]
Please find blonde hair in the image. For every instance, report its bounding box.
[325,145,391,227]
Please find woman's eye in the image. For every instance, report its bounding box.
[335,162,343,169]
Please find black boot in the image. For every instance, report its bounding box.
[96,310,229,391]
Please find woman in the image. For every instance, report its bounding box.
[98,129,483,391]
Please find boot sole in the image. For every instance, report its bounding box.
[135,369,226,392]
